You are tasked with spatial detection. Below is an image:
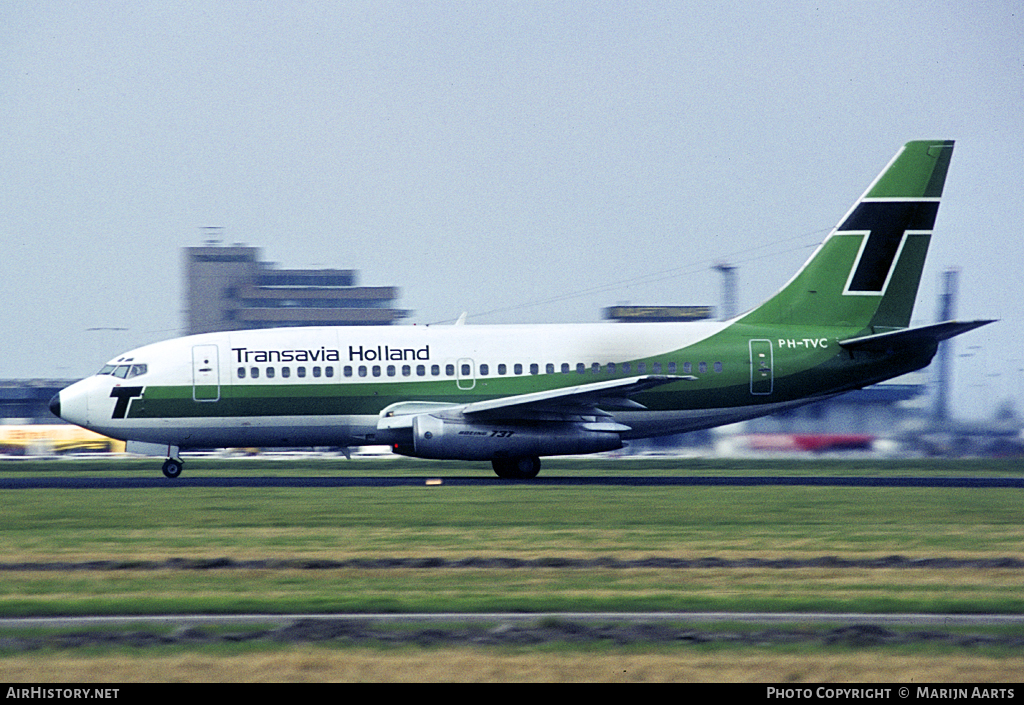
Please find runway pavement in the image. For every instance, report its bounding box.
[2,474,1024,489]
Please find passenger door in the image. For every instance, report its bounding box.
[192,344,220,402]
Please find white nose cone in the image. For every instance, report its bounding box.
[52,378,93,429]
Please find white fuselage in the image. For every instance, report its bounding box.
[56,320,815,451]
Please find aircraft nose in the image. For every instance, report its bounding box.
[49,393,61,419]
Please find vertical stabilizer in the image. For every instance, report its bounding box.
[740,140,954,331]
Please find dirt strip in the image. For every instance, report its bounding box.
[3,618,1024,652]
[1,555,1023,571]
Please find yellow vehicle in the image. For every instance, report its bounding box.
[0,425,125,455]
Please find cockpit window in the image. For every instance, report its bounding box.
[98,363,148,378]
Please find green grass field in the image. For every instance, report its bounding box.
[1,456,1022,616]
[2,456,1022,681]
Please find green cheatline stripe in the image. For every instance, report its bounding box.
[124,318,935,421]
[866,140,954,199]
[127,356,883,420]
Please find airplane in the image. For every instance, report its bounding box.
[50,140,993,479]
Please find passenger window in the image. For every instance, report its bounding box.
[638,362,646,374]
[606,363,616,374]
[592,363,601,373]
[445,364,455,376]
[546,363,555,374]
[714,361,723,373]
[431,365,440,376]
[237,367,246,379]
[514,363,523,375]
[267,367,275,378]
[498,364,507,375]
[402,365,411,377]
[250,367,259,379]
[653,362,662,374]
[372,365,381,377]
[683,362,692,374]
[386,365,395,377]
[699,362,707,374]
[530,363,539,375]
[668,362,677,374]
[576,363,586,374]
[479,364,489,376]
[560,363,570,374]
[325,366,334,378]
[358,366,367,378]
[417,365,426,376]
[282,367,290,378]
[461,363,471,376]
[297,367,306,378]
[622,363,631,374]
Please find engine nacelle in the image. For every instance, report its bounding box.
[392,414,624,461]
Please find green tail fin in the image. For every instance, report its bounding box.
[741,140,954,331]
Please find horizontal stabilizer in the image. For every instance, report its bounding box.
[838,320,995,352]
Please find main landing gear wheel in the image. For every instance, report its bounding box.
[491,457,541,479]
[162,458,183,479]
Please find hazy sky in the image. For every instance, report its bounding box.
[2,1,1021,420]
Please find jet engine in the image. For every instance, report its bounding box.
[390,413,625,461]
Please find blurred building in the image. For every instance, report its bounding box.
[743,383,923,436]
[0,380,67,423]
[186,244,409,335]
[604,305,714,322]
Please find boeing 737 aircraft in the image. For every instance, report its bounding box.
[50,141,992,478]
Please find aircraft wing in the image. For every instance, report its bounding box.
[461,374,696,417]
[377,375,695,431]
[838,320,995,352]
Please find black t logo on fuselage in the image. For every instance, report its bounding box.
[110,387,144,419]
